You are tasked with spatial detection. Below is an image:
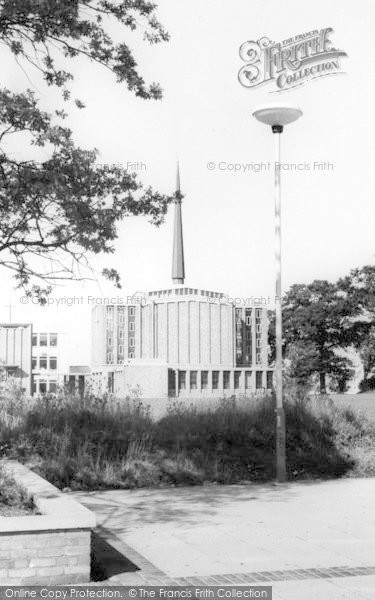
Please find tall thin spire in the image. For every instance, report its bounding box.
[172,162,185,285]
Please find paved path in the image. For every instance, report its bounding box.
[74,478,375,599]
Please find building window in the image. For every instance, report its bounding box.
[190,371,197,390]
[256,339,262,348]
[212,371,219,390]
[256,309,262,318]
[267,371,274,389]
[256,371,263,389]
[223,371,230,389]
[39,334,47,347]
[178,371,186,390]
[129,337,135,348]
[50,333,57,347]
[39,357,47,370]
[49,381,57,393]
[49,357,57,370]
[32,379,37,394]
[129,322,135,332]
[244,309,253,364]
[32,334,37,347]
[201,371,208,390]
[119,329,124,339]
[256,352,261,364]
[108,372,114,393]
[107,336,113,347]
[39,380,47,394]
[128,352,135,359]
[234,371,241,389]
[32,357,37,370]
[118,344,124,355]
[245,371,252,389]
[129,306,135,316]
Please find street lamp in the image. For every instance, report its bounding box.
[253,103,303,483]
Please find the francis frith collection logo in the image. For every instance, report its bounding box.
[238,27,347,92]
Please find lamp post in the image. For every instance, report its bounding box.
[252,103,303,483]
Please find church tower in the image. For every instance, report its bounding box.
[171,163,185,284]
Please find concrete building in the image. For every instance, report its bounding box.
[0,325,71,395]
[0,326,83,396]
[64,365,91,395]
[91,167,273,399]
[0,323,33,394]
[31,331,63,394]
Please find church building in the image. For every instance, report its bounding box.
[91,167,274,399]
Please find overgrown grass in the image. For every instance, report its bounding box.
[0,464,36,516]
[0,390,374,491]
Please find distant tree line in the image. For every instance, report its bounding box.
[268,265,375,394]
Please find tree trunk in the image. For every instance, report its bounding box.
[319,372,326,394]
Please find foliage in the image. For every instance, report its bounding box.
[0,463,35,515]
[358,328,375,384]
[0,88,173,297]
[338,265,375,317]
[0,0,168,100]
[1,389,373,490]
[0,0,173,297]
[338,266,375,390]
[269,280,358,393]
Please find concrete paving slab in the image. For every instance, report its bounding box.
[74,477,375,595]
[271,577,375,600]
[330,575,375,598]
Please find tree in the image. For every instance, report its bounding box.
[338,266,375,390]
[279,281,357,394]
[358,328,375,390]
[0,0,168,100]
[284,340,320,386]
[0,0,173,299]
[338,265,375,317]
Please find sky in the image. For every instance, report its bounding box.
[0,0,374,369]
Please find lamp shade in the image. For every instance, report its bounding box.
[253,103,302,127]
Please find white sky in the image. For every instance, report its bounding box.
[0,0,374,368]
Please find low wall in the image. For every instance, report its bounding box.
[0,460,96,585]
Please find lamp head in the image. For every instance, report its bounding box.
[253,103,302,132]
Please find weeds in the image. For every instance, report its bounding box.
[0,390,373,490]
[0,464,36,516]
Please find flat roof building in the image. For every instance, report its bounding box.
[0,323,33,394]
[31,331,62,395]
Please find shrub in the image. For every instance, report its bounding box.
[0,387,374,490]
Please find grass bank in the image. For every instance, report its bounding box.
[0,391,374,490]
